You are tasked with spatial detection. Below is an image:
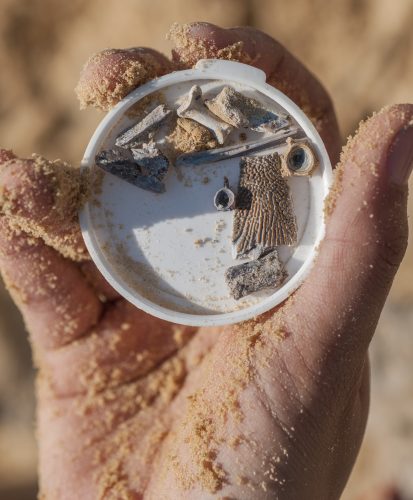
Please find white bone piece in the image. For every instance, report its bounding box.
[177,85,232,145]
[115,104,173,147]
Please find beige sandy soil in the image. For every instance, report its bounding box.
[0,1,412,498]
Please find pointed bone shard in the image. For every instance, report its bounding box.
[175,127,303,167]
[177,85,232,145]
[95,146,168,193]
[225,249,287,300]
[115,104,173,147]
[232,152,297,258]
[206,86,290,132]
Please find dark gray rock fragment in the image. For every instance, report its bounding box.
[175,126,303,167]
[95,146,169,193]
[225,249,287,300]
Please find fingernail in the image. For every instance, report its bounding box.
[388,125,413,185]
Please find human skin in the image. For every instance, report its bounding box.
[0,22,412,499]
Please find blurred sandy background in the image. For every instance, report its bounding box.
[0,0,412,498]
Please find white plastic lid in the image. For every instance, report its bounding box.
[80,59,333,326]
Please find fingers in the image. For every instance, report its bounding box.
[0,152,88,261]
[286,104,413,364]
[0,148,16,164]
[0,217,102,350]
[168,22,341,162]
[75,47,175,111]
[40,300,195,397]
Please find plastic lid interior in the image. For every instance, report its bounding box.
[80,59,333,327]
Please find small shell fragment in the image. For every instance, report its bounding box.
[206,86,290,132]
[232,152,297,258]
[281,138,318,176]
[177,85,232,145]
[214,178,235,211]
[95,145,168,193]
[115,104,173,147]
[225,249,287,300]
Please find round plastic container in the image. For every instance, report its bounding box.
[80,59,333,326]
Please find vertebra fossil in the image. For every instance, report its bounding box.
[281,138,318,176]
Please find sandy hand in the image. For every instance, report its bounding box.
[0,22,412,500]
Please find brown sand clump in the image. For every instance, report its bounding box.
[166,117,218,156]
[75,48,173,111]
[167,23,251,68]
[0,154,89,261]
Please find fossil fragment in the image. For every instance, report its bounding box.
[232,152,297,258]
[131,144,169,179]
[175,126,303,167]
[166,117,218,156]
[206,86,290,132]
[115,104,173,147]
[225,249,287,300]
[177,85,232,145]
[281,138,318,176]
[213,177,235,211]
[95,145,168,193]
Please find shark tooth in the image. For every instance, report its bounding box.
[281,138,318,176]
[95,145,168,193]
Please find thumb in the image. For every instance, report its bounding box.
[0,151,88,261]
[286,104,413,362]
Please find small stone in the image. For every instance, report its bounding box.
[225,250,287,300]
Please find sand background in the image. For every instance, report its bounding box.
[0,0,412,498]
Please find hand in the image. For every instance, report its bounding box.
[0,22,412,500]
